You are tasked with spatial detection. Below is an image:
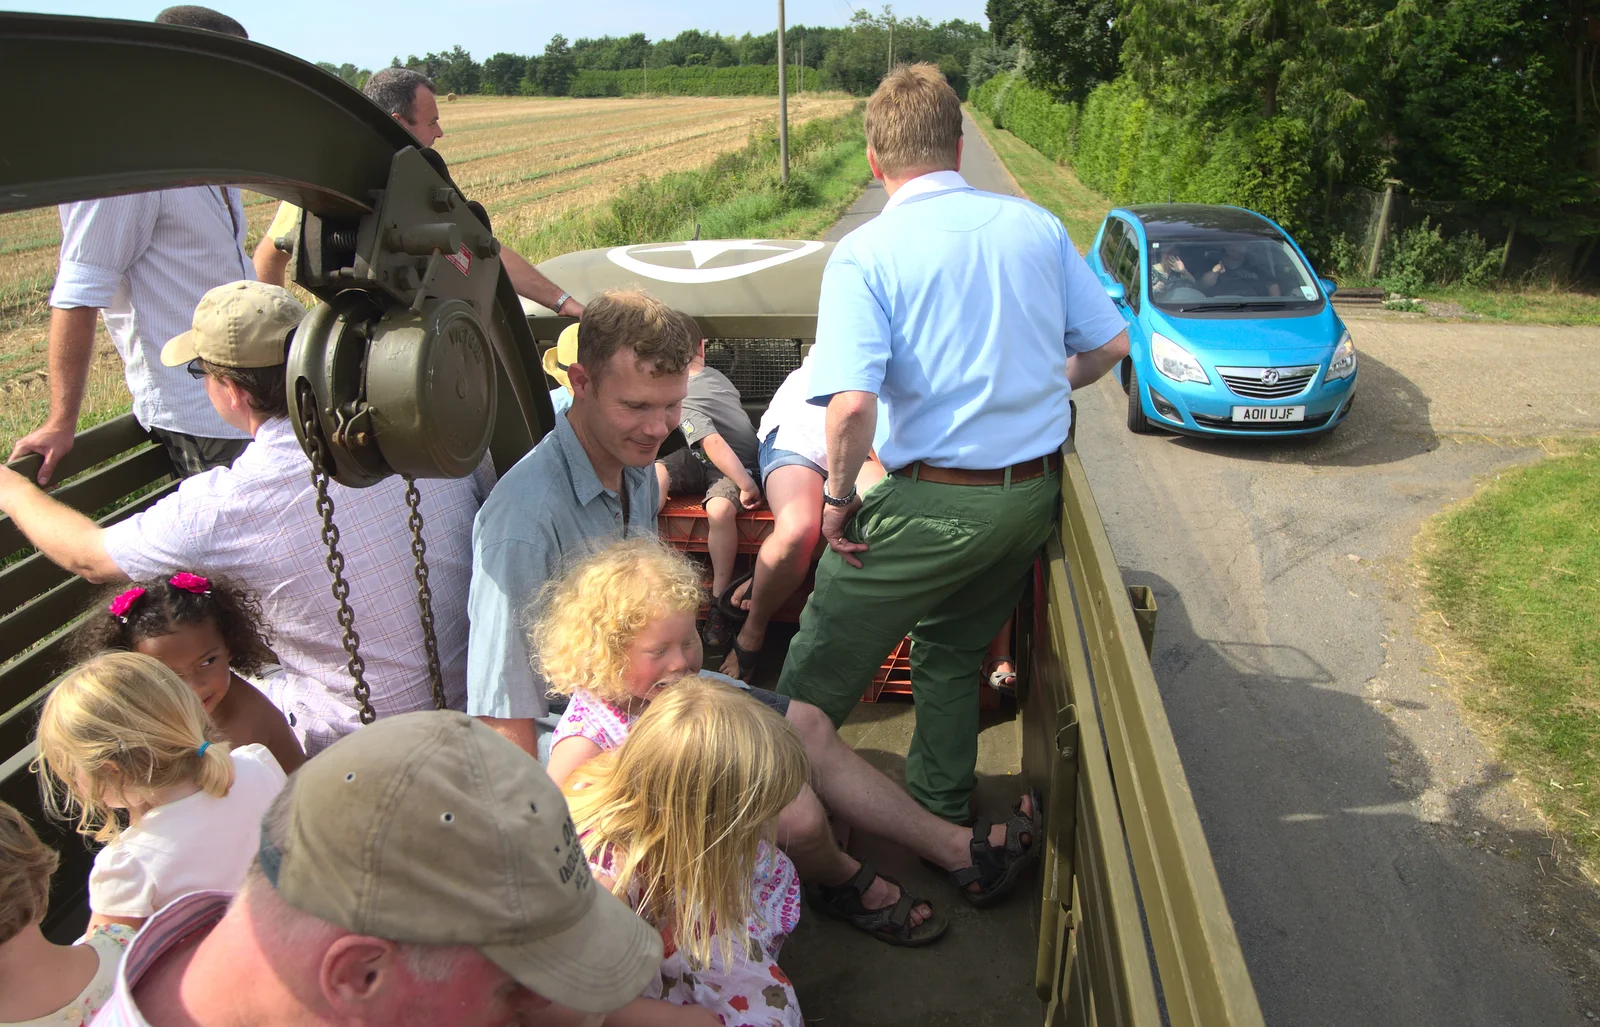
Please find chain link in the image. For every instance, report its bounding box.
[298,399,375,724]
[403,475,447,710]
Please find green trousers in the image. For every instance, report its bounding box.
[776,468,1060,822]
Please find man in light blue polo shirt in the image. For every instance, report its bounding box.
[777,64,1129,832]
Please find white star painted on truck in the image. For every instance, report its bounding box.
[605,239,826,284]
[630,240,795,268]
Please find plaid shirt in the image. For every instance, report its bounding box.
[103,418,492,754]
[91,891,231,1027]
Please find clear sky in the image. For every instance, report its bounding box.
[15,1,990,73]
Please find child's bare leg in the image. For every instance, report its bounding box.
[704,494,738,598]
[778,782,931,926]
[723,466,819,675]
[654,462,670,514]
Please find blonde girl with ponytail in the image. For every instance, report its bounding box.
[34,652,287,934]
[566,676,810,1027]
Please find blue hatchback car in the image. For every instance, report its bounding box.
[1086,204,1357,436]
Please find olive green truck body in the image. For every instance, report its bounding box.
[0,15,1263,1025]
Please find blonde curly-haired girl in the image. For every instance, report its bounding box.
[33,651,286,933]
[566,677,809,1027]
[535,538,951,949]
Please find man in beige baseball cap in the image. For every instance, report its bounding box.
[95,711,680,1026]
[0,279,495,758]
[159,278,307,373]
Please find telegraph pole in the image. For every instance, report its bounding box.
[642,56,647,96]
[777,0,789,184]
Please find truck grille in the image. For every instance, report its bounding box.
[703,339,802,403]
[1215,365,1318,399]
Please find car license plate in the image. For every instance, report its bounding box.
[1231,405,1306,423]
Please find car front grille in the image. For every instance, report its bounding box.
[703,339,802,403]
[1215,365,1318,400]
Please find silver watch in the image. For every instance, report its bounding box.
[821,483,858,507]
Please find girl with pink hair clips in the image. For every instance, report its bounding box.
[71,573,304,773]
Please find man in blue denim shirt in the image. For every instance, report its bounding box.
[777,65,1130,832]
[467,292,692,758]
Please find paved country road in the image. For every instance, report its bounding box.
[829,112,1600,1023]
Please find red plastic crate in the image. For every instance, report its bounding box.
[658,495,773,555]
[660,502,1003,708]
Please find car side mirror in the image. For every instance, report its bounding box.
[1104,281,1126,303]
[1319,277,1338,297]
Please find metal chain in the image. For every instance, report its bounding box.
[298,399,375,724]
[403,475,447,710]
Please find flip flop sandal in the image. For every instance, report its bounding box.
[725,638,761,682]
[806,860,948,947]
[715,569,755,623]
[984,654,1018,698]
[940,787,1042,908]
[703,601,737,648]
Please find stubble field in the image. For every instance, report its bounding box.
[0,93,854,454]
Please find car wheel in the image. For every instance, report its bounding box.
[1119,357,1132,394]
[1126,362,1154,434]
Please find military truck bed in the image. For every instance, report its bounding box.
[734,625,1041,1026]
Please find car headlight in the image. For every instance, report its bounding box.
[1150,333,1210,385]
[1327,332,1357,381]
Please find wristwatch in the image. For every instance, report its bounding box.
[821,483,858,507]
[554,292,572,316]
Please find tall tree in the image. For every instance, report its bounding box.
[430,45,482,95]
[482,52,527,95]
[986,0,1023,46]
[1391,0,1592,242]
[536,34,576,96]
[1013,0,1121,101]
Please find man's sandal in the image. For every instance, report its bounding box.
[941,788,1042,908]
[716,569,754,622]
[806,860,948,947]
[704,570,754,648]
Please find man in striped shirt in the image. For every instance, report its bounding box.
[9,7,258,484]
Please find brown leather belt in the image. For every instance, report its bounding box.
[890,452,1061,486]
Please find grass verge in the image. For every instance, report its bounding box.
[507,104,871,261]
[1419,442,1600,877]
[1414,284,1600,327]
[965,109,1104,253]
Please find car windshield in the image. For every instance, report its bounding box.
[1146,235,1320,314]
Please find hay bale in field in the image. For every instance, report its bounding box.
[446,92,457,102]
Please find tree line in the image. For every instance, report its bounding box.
[972,0,1600,283]
[318,11,990,100]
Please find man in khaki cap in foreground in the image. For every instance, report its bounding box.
[92,711,671,1026]
[0,281,493,754]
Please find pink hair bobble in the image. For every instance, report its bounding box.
[108,587,146,621]
[169,572,210,594]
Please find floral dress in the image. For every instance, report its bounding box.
[6,925,134,1027]
[586,838,803,1027]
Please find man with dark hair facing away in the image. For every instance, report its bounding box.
[9,7,257,483]
[254,68,584,319]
